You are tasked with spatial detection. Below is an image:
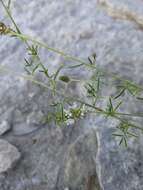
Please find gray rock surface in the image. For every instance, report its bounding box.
[0,139,20,173]
[0,120,11,135]
[0,0,143,190]
[0,122,100,190]
[63,130,100,190]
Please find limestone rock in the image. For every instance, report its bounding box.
[0,121,11,135]
[0,139,20,173]
[0,108,13,136]
[0,123,100,190]
[63,130,101,190]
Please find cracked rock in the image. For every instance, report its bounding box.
[63,130,101,190]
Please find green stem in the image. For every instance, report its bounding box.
[1,0,143,94]
[113,115,143,131]
[9,31,86,65]
[1,0,143,135]
[115,112,143,118]
[9,30,143,94]
[0,0,21,34]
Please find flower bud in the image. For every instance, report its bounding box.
[59,75,70,83]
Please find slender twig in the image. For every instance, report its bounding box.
[0,0,21,33]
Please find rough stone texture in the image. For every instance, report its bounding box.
[0,121,11,135]
[63,130,100,190]
[0,139,20,173]
[0,123,100,190]
[0,0,143,190]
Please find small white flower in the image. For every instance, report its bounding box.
[66,119,75,126]
[68,113,72,117]
[80,112,85,117]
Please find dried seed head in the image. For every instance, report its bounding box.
[0,22,11,35]
[0,22,6,34]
